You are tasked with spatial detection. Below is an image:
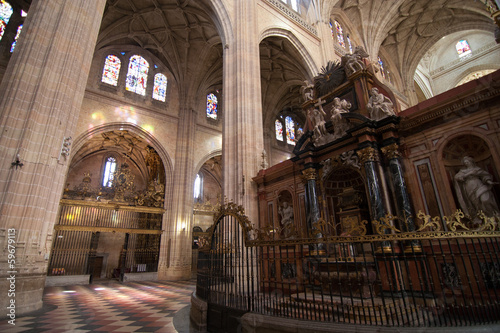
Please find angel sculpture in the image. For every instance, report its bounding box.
[341,46,369,77]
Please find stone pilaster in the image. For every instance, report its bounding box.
[0,0,106,315]
[222,1,264,224]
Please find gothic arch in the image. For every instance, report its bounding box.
[450,65,500,90]
[71,122,174,211]
[259,27,319,79]
[403,23,496,96]
[193,149,223,177]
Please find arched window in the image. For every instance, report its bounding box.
[102,55,121,86]
[206,93,218,119]
[456,40,471,57]
[102,156,117,187]
[332,20,345,48]
[330,19,354,53]
[194,173,203,201]
[285,116,295,145]
[275,119,284,141]
[346,34,353,54]
[378,56,392,83]
[126,55,149,95]
[9,23,21,52]
[0,0,13,42]
[152,73,167,102]
[276,114,301,145]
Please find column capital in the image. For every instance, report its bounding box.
[381,143,400,160]
[357,147,379,164]
[302,167,317,181]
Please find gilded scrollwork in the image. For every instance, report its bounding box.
[372,214,400,235]
[416,211,442,232]
[444,210,469,232]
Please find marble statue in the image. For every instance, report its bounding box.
[308,106,327,143]
[301,80,314,101]
[367,88,395,120]
[454,156,500,222]
[330,97,352,139]
[341,45,369,77]
[279,201,294,238]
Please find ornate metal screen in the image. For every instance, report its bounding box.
[48,202,163,278]
[196,204,500,330]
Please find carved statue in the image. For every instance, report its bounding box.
[454,156,500,222]
[341,45,369,77]
[308,105,327,143]
[300,80,314,102]
[367,88,395,120]
[279,201,294,238]
[330,97,351,139]
[260,149,269,170]
[340,150,361,169]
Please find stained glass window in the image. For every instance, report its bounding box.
[126,55,149,95]
[346,34,353,53]
[206,93,218,119]
[275,119,284,141]
[102,157,117,187]
[0,1,13,42]
[334,20,345,48]
[285,116,295,145]
[194,173,202,200]
[456,40,471,57]
[378,56,386,79]
[9,23,21,52]
[102,55,121,86]
[152,73,167,102]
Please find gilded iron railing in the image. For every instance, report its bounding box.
[196,203,500,327]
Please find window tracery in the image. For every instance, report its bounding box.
[275,114,302,146]
[330,19,354,53]
[100,53,168,103]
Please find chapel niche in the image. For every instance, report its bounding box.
[442,134,500,224]
[322,166,370,236]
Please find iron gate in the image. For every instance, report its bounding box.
[204,210,257,333]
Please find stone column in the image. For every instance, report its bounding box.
[0,0,106,315]
[222,0,264,224]
[158,106,196,280]
[382,143,421,252]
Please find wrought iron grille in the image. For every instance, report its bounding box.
[196,204,500,327]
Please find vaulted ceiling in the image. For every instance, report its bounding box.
[94,0,497,131]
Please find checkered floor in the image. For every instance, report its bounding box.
[1,280,198,333]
